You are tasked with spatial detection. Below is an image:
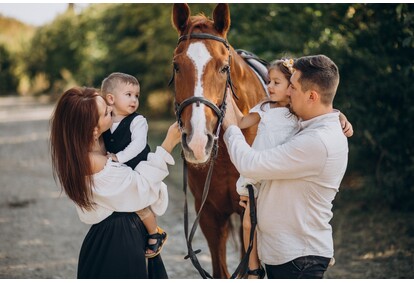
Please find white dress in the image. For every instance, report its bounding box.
[236,103,300,197]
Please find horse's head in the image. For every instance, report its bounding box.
[171,4,232,165]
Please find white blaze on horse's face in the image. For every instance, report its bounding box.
[186,42,212,162]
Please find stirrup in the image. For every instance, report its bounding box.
[247,266,266,279]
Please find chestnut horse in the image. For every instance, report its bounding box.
[171,4,267,278]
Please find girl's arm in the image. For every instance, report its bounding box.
[231,96,260,129]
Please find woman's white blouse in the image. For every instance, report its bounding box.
[76,146,174,224]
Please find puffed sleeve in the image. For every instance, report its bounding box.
[77,146,175,224]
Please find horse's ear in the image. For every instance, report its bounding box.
[213,4,230,37]
[172,3,191,34]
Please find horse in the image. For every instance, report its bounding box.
[171,3,268,278]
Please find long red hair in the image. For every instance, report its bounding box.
[50,87,99,210]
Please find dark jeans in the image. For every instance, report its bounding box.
[265,255,331,279]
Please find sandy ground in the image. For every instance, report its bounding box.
[0,96,240,279]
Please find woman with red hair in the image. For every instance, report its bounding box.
[50,87,181,278]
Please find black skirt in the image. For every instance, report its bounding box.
[77,212,168,279]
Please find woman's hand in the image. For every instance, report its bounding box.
[161,122,182,153]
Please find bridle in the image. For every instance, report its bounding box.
[169,33,255,279]
[169,33,238,139]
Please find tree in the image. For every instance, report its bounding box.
[0,45,17,95]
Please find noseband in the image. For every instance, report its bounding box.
[169,33,237,139]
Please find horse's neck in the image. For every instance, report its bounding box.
[231,51,267,111]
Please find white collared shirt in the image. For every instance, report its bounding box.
[224,111,348,265]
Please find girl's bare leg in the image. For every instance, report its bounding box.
[242,199,261,278]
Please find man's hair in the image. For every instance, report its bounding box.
[293,55,339,105]
[101,72,139,96]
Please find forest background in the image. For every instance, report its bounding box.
[0,3,413,278]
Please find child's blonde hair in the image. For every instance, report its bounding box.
[101,72,139,96]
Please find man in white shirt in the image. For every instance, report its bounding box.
[223,54,349,279]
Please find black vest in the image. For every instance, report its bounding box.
[103,112,151,169]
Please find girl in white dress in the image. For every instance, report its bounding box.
[231,58,297,279]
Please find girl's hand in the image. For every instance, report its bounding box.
[339,112,354,137]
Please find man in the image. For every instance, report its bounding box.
[222,55,349,279]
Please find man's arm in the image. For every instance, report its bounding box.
[223,126,326,181]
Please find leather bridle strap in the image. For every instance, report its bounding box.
[177,33,230,49]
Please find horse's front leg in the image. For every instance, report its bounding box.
[198,206,230,278]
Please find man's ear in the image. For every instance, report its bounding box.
[308,90,319,104]
[106,93,115,105]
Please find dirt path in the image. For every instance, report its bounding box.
[0,96,412,279]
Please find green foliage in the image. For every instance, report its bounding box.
[24,8,86,93]
[2,3,413,209]
[0,44,18,95]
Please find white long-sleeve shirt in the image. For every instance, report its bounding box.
[224,111,348,265]
[110,114,148,164]
[236,103,299,197]
[76,146,174,224]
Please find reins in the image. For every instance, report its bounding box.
[170,32,256,279]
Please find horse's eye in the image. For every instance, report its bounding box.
[220,65,230,74]
[173,63,180,73]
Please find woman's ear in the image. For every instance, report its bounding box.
[93,127,99,141]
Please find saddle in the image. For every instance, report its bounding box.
[236,49,270,90]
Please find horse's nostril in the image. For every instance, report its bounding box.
[206,134,214,150]
[182,133,188,147]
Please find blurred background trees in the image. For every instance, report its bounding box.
[0,3,413,210]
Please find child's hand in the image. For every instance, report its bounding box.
[342,120,354,137]
[339,112,354,138]
[107,152,119,162]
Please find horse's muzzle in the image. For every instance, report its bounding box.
[181,132,214,164]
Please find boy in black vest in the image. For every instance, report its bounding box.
[102,72,167,258]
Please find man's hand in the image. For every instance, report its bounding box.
[239,195,248,209]
[222,90,239,131]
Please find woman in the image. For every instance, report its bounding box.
[50,87,181,278]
